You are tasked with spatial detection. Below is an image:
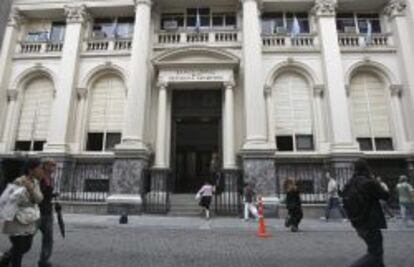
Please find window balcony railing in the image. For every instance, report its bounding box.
[84,38,133,52]
[338,33,392,49]
[154,29,240,46]
[19,41,64,54]
[262,34,317,49]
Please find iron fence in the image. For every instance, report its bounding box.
[142,169,171,214]
[214,170,243,215]
[56,159,112,202]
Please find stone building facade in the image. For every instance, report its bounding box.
[0,0,13,48]
[0,0,414,214]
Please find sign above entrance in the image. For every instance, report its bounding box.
[159,67,234,84]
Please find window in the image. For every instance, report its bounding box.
[15,77,54,152]
[92,17,134,39]
[86,75,126,152]
[161,13,185,30]
[212,13,236,28]
[273,73,314,152]
[187,8,211,28]
[50,22,66,42]
[25,31,49,42]
[261,12,309,34]
[350,72,393,151]
[336,13,381,33]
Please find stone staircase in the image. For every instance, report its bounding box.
[169,194,203,216]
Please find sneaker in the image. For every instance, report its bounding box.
[38,261,53,267]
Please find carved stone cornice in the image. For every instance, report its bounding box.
[77,87,88,100]
[64,5,89,25]
[134,0,153,7]
[311,0,337,17]
[7,89,18,102]
[224,81,236,90]
[390,84,403,97]
[7,8,25,29]
[313,84,325,97]
[383,0,407,18]
[156,81,168,90]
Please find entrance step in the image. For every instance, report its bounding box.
[169,194,204,216]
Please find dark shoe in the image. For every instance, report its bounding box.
[291,226,298,232]
[284,217,291,228]
[38,261,53,267]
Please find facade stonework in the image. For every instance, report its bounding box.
[1,0,414,214]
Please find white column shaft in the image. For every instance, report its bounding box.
[1,99,18,151]
[314,95,327,148]
[223,85,236,169]
[241,0,267,149]
[391,95,408,150]
[265,91,276,148]
[317,16,355,151]
[46,19,85,152]
[121,2,152,150]
[154,85,167,168]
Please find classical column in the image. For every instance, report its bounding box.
[117,0,152,151]
[0,8,24,145]
[312,0,357,153]
[240,0,268,150]
[313,84,329,152]
[154,82,168,168]
[223,82,237,169]
[44,5,89,153]
[389,85,408,150]
[0,90,19,152]
[383,0,414,146]
[264,85,276,149]
[73,87,88,152]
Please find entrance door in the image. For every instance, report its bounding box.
[172,90,221,193]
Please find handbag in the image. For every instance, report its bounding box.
[15,205,40,225]
[0,183,26,222]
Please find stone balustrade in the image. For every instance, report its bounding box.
[19,41,63,53]
[85,38,133,52]
[262,34,316,48]
[155,30,240,46]
[338,33,391,48]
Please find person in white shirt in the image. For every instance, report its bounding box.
[376,176,394,218]
[196,181,215,220]
[325,172,347,221]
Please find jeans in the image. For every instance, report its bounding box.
[350,228,385,267]
[39,213,54,265]
[325,197,347,220]
[1,235,34,267]
[400,203,414,224]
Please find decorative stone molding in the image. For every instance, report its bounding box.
[390,84,403,97]
[383,0,407,18]
[311,0,337,17]
[313,84,325,97]
[77,87,88,100]
[156,81,168,90]
[134,0,153,7]
[7,89,18,102]
[64,5,89,24]
[264,85,272,97]
[287,57,295,64]
[7,8,25,29]
[345,84,351,97]
[224,81,236,90]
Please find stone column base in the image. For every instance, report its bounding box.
[106,194,142,215]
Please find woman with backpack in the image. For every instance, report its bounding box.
[284,178,303,232]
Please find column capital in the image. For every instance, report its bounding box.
[313,84,325,97]
[7,8,25,29]
[134,0,153,7]
[311,0,337,17]
[77,87,88,100]
[157,81,168,90]
[224,81,235,90]
[239,0,262,5]
[390,84,403,97]
[64,5,89,25]
[7,89,18,102]
[383,0,407,18]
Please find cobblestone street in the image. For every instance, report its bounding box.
[1,215,414,267]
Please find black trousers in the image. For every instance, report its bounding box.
[287,206,303,227]
[39,214,54,265]
[351,228,385,267]
[3,235,34,267]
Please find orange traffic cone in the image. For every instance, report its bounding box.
[256,196,271,238]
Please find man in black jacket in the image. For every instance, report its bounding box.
[348,159,390,267]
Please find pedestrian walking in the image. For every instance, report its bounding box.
[284,178,303,232]
[325,172,347,221]
[396,175,414,225]
[243,183,259,221]
[196,181,214,220]
[376,176,394,219]
[0,159,44,267]
[343,159,389,267]
[38,160,57,267]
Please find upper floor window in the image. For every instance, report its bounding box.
[160,8,236,30]
[25,21,66,42]
[262,12,310,35]
[92,17,134,39]
[336,13,381,34]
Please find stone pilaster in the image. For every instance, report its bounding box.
[44,5,89,153]
[242,153,276,197]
